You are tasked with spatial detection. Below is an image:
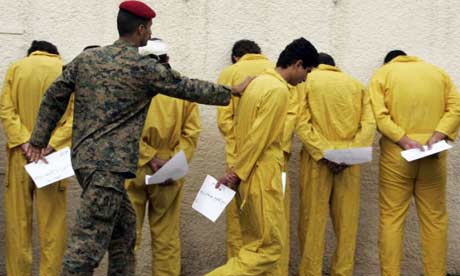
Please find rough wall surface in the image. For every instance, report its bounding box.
[0,0,459,275]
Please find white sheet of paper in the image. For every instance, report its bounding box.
[324,147,372,165]
[24,147,75,188]
[401,140,452,162]
[145,150,189,185]
[281,172,287,196]
[192,175,236,223]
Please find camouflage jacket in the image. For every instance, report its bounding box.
[30,39,230,183]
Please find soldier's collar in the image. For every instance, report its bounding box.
[114,39,138,48]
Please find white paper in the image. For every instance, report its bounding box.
[24,147,75,188]
[401,140,452,162]
[281,172,287,196]
[324,147,372,165]
[145,150,189,185]
[192,175,236,222]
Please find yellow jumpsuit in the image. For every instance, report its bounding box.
[369,56,460,276]
[296,64,376,276]
[216,53,274,259]
[124,94,201,276]
[0,51,74,276]
[206,68,289,276]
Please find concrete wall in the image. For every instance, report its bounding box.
[0,0,459,275]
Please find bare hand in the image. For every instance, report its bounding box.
[25,144,48,163]
[43,145,55,156]
[426,131,446,150]
[231,76,255,97]
[216,169,241,190]
[20,142,30,154]
[322,159,348,175]
[159,178,175,186]
[397,135,424,151]
[149,158,167,173]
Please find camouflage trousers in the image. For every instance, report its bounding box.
[61,169,136,275]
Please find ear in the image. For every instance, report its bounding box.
[294,59,304,69]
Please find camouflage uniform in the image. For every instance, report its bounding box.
[29,39,231,275]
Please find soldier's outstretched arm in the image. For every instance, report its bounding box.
[148,63,251,106]
[29,57,77,149]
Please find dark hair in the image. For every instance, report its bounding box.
[117,9,149,37]
[83,45,100,51]
[384,50,407,64]
[318,52,335,66]
[231,39,261,63]
[276,37,319,69]
[27,40,59,56]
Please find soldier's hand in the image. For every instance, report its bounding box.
[397,135,424,151]
[25,144,48,164]
[426,131,446,150]
[43,145,55,156]
[231,76,255,97]
[149,158,167,172]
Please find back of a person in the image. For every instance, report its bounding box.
[143,94,189,157]
[11,51,62,130]
[235,72,287,164]
[305,64,365,144]
[375,56,447,142]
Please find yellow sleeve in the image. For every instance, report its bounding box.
[234,88,288,181]
[178,102,201,162]
[138,135,158,167]
[217,68,237,165]
[295,83,331,161]
[434,74,460,140]
[369,73,405,142]
[281,87,300,154]
[351,86,376,147]
[0,65,30,149]
[49,94,74,150]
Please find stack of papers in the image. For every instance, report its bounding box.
[145,150,189,185]
[192,175,236,222]
[324,147,372,165]
[24,147,75,188]
[401,140,452,162]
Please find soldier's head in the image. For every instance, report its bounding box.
[231,40,261,64]
[276,37,319,85]
[27,40,59,56]
[139,38,171,68]
[384,50,406,64]
[117,1,156,47]
[318,52,335,66]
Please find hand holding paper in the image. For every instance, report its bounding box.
[324,147,372,165]
[401,140,452,162]
[192,175,236,222]
[145,150,189,185]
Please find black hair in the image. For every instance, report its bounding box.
[384,50,407,64]
[276,37,319,69]
[117,9,149,37]
[27,40,59,56]
[318,52,335,66]
[231,39,261,64]
[83,45,100,51]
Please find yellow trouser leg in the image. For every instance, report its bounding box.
[206,162,285,276]
[379,139,447,276]
[329,165,360,276]
[414,154,447,276]
[226,198,243,259]
[4,148,67,276]
[126,165,183,276]
[298,150,333,276]
[278,154,291,276]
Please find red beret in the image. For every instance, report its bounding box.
[119,1,156,20]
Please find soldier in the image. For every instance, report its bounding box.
[26,1,250,275]
[0,40,73,276]
[206,38,319,276]
[125,38,201,276]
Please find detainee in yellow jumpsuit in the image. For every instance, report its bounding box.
[125,39,201,276]
[0,44,74,276]
[216,39,274,260]
[369,51,460,276]
[295,53,376,276]
[207,37,318,276]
